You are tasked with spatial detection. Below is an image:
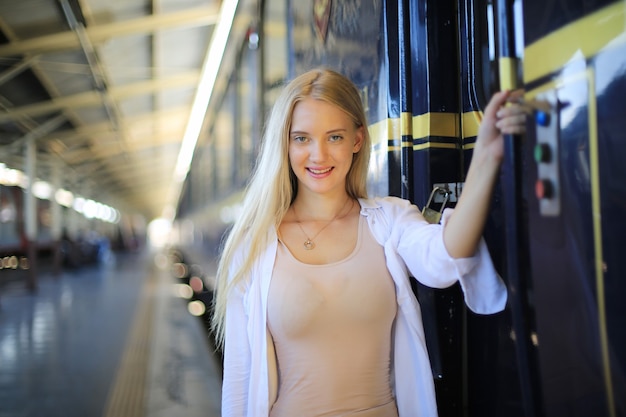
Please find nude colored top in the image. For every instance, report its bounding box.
[222,197,508,417]
[267,215,399,417]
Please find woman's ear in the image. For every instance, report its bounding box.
[353,126,364,153]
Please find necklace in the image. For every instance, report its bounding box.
[293,198,353,250]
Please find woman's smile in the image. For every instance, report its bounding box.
[307,166,333,176]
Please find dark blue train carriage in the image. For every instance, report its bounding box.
[174,1,626,416]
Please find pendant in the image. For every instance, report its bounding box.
[303,239,315,250]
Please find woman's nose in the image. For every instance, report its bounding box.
[309,139,328,161]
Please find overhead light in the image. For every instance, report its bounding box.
[165,0,240,220]
[55,188,74,207]
[32,181,53,200]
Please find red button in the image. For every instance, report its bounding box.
[535,179,553,199]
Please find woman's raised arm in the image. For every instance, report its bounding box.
[443,90,527,258]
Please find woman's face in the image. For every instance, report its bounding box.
[288,97,363,198]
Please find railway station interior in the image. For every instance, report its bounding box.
[0,0,229,416]
[1,0,626,416]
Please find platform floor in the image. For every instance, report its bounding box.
[0,249,222,417]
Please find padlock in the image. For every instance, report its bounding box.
[421,187,450,224]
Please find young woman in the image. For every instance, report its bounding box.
[212,68,526,417]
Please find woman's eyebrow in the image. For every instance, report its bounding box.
[326,128,347,134]
[289,128,347,135]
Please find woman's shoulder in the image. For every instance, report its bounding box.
[359,195,417,212]
[359,196,424,231]
[358,196,426,244]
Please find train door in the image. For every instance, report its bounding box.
[402,0,553,415]
[405,1,535,416]
[518,1,626,416]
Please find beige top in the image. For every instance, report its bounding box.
[267,215,398,417]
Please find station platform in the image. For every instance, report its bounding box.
[0,248,222,417]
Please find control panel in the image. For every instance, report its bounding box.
[532,91,561,216]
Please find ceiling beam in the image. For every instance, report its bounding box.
[0,71,200,123]
[0,6,219,57]
[39,106,189,143]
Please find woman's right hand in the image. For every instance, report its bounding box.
[474,89,527,166]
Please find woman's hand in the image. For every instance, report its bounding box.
[475,89,527,165]
[442,89,527,258]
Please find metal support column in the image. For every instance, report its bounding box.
[24,139,37,292]
[51,161,63,276]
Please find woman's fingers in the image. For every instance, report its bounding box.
[495,113,527,134]
[507,89,525,103]
[485,91,511,120]
[495,101,527,134]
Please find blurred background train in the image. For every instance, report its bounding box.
[1,0,625,416]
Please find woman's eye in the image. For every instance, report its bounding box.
[293,136,307,143]
[329,135,343,142]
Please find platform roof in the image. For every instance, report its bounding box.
[0,0,224,221]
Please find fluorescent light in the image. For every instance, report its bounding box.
[166,0,240,220]
[55,188,74,207]
[32,181,53,200]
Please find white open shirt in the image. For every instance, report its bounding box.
[221,196,508,417]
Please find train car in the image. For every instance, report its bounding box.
[173,0,626,416]
[0,182,43,275]
[0,168,134,282]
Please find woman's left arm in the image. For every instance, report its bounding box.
[443,90,527,258]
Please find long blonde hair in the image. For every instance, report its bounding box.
[211,68,372,348]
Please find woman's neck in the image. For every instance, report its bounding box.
[291,192,353,221]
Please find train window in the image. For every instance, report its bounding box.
[236,38,260,185]
[214,80,236,196]
[0,186,19,248]
[262,0,288,118]
[37,200,52,241]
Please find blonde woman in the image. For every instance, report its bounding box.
[212,68,526,417]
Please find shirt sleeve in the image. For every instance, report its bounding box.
[391,199,507,314]
[221,251,252,416]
